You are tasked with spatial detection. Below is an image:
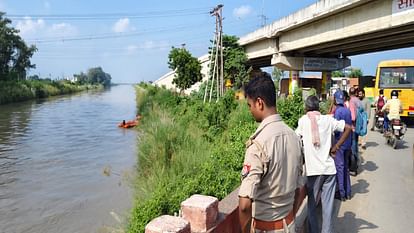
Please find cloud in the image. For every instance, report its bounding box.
[15,17,78,40]
[48,23,78,37]
[126,41,170,54]
[112,18,135,33]
[16,17,46,37]
[233,5,253,19]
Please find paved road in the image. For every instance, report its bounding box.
[334,122,414,232]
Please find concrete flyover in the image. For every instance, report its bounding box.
[239,0,414,71]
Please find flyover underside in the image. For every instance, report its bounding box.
[247,55,272,68]
[247,23,414,68]
[290,23,414,57]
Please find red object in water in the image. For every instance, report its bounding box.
[118,120,138,128]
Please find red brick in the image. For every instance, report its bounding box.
[145,215,190,233]
[181,194,219,232]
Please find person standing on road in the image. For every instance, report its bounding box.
[239,76,302,233]
[358,89,371,149]
[296,95,351,233]
[349,87,362,163]
[333,90,353,201]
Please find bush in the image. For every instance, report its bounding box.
[277,88,304,129]
[0,79,98,105]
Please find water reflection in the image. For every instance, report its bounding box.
[0,85,137,233]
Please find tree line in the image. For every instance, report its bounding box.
[74,67,112,87]
[0,12,111,87]
[0,12,36,81]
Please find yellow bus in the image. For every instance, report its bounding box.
[375,60,414,118]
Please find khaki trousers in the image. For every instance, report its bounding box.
[253,219,296,233]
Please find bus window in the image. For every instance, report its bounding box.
[379,67,414,89]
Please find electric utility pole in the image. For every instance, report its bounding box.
[204,4,224,103]
[259,0,268,27]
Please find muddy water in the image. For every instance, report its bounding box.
[0,85,137,233]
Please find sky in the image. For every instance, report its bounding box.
[0,0,413,83]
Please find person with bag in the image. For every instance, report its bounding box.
[349,87,362,164]
[296,96,351,233]
[358,89,371,149]
[239,76,302,233]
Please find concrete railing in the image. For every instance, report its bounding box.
[145,186,308,233]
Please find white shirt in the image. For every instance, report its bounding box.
[295,115,345,176]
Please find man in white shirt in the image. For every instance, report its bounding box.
[296,95,351,233]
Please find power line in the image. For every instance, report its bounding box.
[26,23,209,43]
[24,18,257,44]
[32,44,208,59]
[6,7,212,21]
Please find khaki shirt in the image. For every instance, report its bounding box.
[239,114,302,221]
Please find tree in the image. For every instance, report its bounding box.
[74,72,88,85]
[332,70,345,77]
[73,67,111,87]
[86,67,111,87]
[221,35,250,89]
[0,12,37,80]
[348,68,363,78]
[272,67,284,94]
[168,47,202,93]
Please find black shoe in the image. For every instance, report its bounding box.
[341,197,347,202]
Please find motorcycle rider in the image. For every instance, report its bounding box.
[371,89,387,131]
[381,90,403,135]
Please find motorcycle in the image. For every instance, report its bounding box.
[374,110,385,133]
[384,119,407,149]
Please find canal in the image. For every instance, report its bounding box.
[0,85,137,233]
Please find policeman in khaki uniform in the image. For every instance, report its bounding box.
[239,76,302,233]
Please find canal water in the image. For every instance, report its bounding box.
[0,85,137,233]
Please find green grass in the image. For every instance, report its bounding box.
[0,80,102,104]
[127,84,256,233]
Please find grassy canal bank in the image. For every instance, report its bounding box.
[0,80,104,105]
[128,84,256,233]
[127,84,316,232]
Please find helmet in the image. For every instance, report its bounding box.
[391,90,399,98]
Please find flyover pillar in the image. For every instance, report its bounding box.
[321,71,332,96]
